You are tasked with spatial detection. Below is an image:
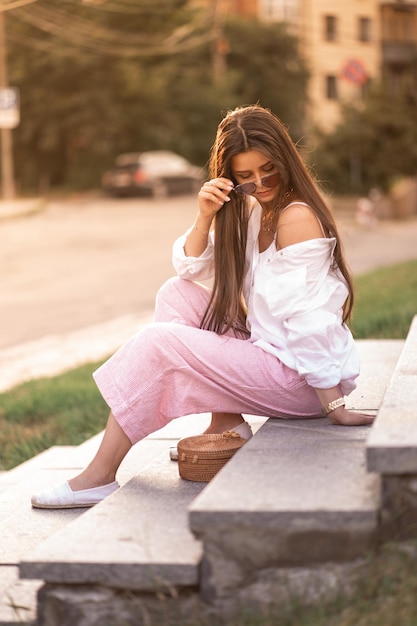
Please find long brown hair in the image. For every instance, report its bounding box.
[200,105,354,334]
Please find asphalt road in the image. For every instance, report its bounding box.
[1,192,417,352]
[1,193,198,350]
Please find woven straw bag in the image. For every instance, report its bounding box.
[177,430,246,482]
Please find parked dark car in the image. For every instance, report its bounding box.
[101,150,204,198]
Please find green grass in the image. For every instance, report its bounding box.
[352,259,417,339]
[0,360,108,470]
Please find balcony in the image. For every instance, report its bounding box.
[382,40,417,64]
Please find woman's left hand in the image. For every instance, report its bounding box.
[327,406,375,426]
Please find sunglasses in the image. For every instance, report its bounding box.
[233,173,280,196]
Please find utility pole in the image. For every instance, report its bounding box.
[0,11,16,200]
[211,0,228,84]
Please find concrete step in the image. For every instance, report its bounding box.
[0,442,101,625]
[0,446,79,498]
[367,316,417,474]
[14,339,404,621]
[0,415,206,624]
[17,413,265,593]
[1,413,233,623]
[345,339,404,412]
[189,339,404,606]
[366,316,417,540]
[0,447,84,625]
[20,453,205,592]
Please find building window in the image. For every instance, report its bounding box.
[259,0,298,23]
[359,17,372,42]
[326,75,338,100]
[324,15,337,41]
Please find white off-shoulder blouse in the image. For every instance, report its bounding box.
[172,201,359,394]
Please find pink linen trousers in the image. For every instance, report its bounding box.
[93,277,323,445]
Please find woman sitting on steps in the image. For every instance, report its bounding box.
[32,104,373,509]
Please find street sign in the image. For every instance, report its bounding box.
[341,59,368,86]
[0,87,20,129]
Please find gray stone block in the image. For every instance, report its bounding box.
[20,455,204,591]
[367,316,417,473]
[189,418,379,602]
[379,474,417,540]
[36,583,204,626]
[191,418,379,534]
[0,566,39,624]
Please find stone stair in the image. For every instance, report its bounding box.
[0,433,128,624]
[0,413,266,624]
[1,326,416,624]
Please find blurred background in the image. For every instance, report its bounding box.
[0,0,416,212]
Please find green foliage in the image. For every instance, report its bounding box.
[225,18,308,138]
[314,82,417,195]
[7,1,308,192]
[0,360,108,470]
[352,259,417,338]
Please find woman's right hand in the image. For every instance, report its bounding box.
[328,406,375,426]
[198,177,234,219]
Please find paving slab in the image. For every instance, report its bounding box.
[190,418,379,543]
[0,469,85,562]
[0,447,79,492]
[348,340,404,411]
[0,437,179,562]
[19,454,205,591]
[367,316,417,473]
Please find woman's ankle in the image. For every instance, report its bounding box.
[204,413,245,434]
[68,469,116,492]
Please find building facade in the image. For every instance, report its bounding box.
[297,0,381,131]
[380,0,417,95]
[258,0,417,131]
[198,0,417,131]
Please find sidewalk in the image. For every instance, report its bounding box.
[0,197,44,220]
[1,200,417,393]
[338,214,417,275]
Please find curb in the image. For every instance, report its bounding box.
[0,198,45,220]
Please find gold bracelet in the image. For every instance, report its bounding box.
[322,397,345,416]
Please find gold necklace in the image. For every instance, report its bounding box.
[261,207,279,236]
[261,189,293,236]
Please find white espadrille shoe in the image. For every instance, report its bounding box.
[31,480,120,509]
[169,421,253,461]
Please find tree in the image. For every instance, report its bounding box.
[225,17,308,139]
[7,1,308,191]
[314,81,417,195]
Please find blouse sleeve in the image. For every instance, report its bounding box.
[172,229,215,281]
[249,239,359,390]
[283,299,358,389]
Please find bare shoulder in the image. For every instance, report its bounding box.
[277,202,324,249]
